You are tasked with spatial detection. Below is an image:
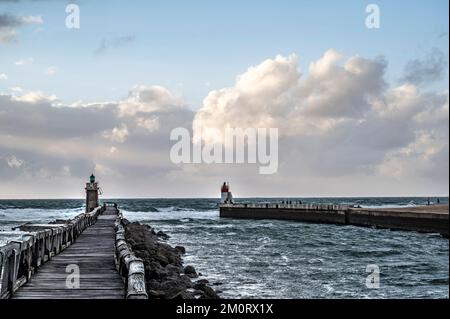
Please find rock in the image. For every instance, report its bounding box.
[175,246,186,254]
[166,264,184,275]
[180,275,194,288]
[192,289,204,298]
[122,219,219,299]
[193,279,210,290]
[193,279,219,299]
[157,230,170,240]
[155,252,169,266]
[146,264,168,280]
[184,265,198,278]
[159,279,188,299]
[147,289,165,299]
[194,282,207,290]
[201,286,220,299]
[178,291,196,299]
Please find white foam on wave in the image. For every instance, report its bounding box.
[0,207,84,223]
[156,206,197,212]
[1,206,216,246]
[0,229,29,246]
[121,209,219,222]
[0,207,84,246]
[360,203,418,209]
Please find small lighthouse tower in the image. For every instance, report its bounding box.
[85,174,99,213]
[220,182,233,204]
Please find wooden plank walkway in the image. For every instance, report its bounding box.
[13,207,124,299]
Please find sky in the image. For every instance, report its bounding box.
[0,0,449,198]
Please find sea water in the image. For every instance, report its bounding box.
[0,197,448,298]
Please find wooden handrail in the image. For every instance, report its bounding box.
[114,211,147,299]
[0,206,104,299]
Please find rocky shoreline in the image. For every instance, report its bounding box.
[122,219,220,299]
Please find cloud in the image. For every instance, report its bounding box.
[0,92,114,139]
[193,50,387,142]
[136,116,160,132]
[0,50,448,197]
[94,35,135,55]
[11,90,56,103]
[193,51,448,195]
[21,15,43,24]
[0,73,7,80]
[5,155,24,168]
[400,48,448,86]
[0,85,194,196]
[104,124,129,143]
[10,86,22,92]
[15,57,34,66]
[45,66,58,75]
[118,85,183,116]
[0,13,43,43]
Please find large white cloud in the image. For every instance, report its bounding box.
[193,50,388,143]
[192,51,448,194]
[0,86,194,197]
[0,50,448,197]
[118,85,184,116]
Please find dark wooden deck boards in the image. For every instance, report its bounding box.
[13,207,125,299]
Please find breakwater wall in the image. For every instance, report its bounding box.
[219,203,449,237]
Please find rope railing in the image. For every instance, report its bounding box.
[0,206,104,299]
[114,210,147,299]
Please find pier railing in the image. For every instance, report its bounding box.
[114,211,148,299]
[0,206,104,299]
[221,203,351,211]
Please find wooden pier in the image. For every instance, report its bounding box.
[0,203,148,299]
[0,175,148,299]
[12,206,123,299]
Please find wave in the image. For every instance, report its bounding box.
[0,199,84,210]
[121,208,219,222]
[155,206,197,212]
[360,203,418,209]
[0,207,84,225]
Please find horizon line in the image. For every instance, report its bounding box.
[0,195,448,201]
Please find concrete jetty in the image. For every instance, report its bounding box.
[219,203,449,237]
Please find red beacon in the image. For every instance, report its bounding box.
[220,182,233,204]
[221,182,229,193]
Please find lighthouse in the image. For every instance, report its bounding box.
[85,173,99,213]
[220,182,233,204]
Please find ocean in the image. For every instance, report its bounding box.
[0,197,448,299]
